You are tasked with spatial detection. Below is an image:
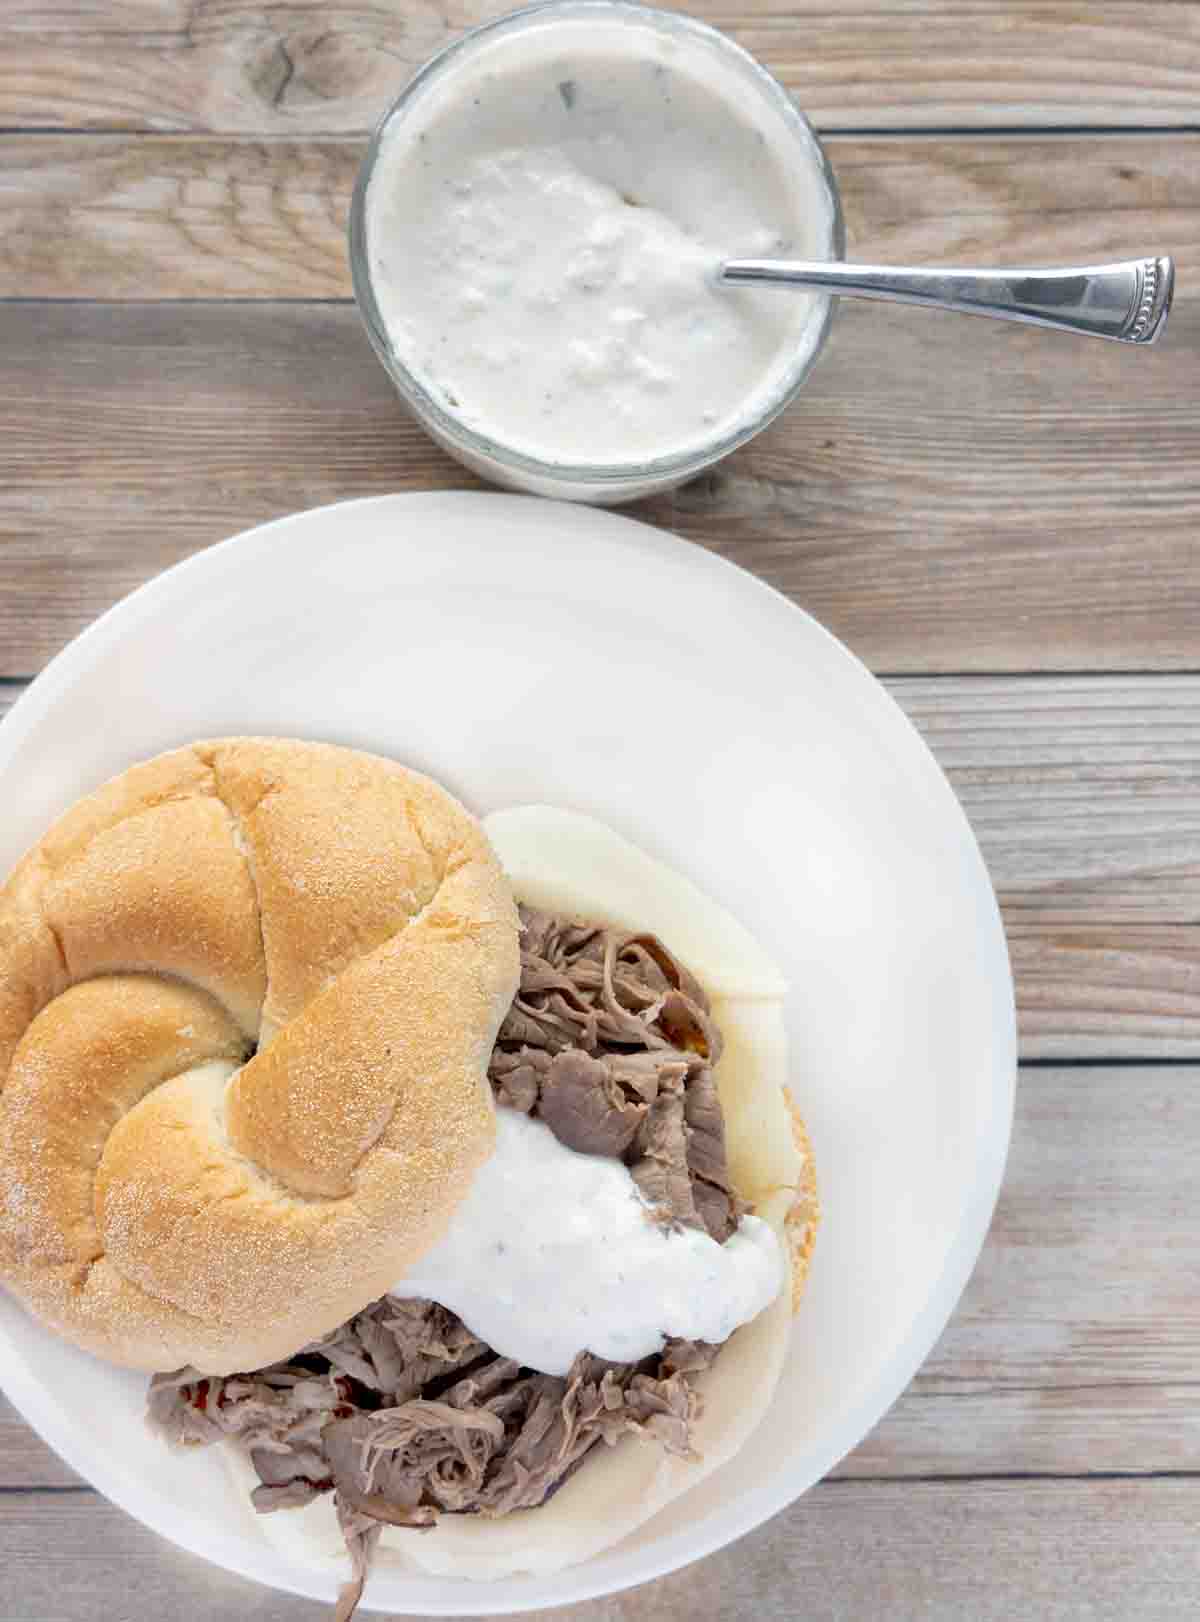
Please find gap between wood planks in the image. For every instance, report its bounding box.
[0,124,1196,137]
[3,1466,1199,1495]
[3,671,1199,685]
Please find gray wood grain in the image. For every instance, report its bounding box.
[5,1477,1200,1620]
[845,1382,1200,1478]
[894,676,1200,1058]
[902,1064,1200,1394]
[5,1067,1198,1489]
[0,1395,79,1487]
[2,132,1196,300]
[895,677,1200,920]
[2,2,1198,134]
[1,301,1197,677]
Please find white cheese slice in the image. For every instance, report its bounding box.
[482,805,788,1000]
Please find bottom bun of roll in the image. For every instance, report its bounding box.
[210,806,818,1594]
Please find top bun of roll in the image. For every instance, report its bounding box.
[0,739,520,1375]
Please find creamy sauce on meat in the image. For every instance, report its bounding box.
[363,14,832,466]
[390,1108,782,1377]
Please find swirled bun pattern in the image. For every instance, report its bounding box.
[0,739,519,1375]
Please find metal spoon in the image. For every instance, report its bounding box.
[720,254,1174,344]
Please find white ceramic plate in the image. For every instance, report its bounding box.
[0,492,1015,1615]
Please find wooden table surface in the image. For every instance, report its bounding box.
[2,4,1198,1618]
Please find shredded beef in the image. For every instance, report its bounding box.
[149,1299,718,1618]
[321,1341,704,1524]
[147,908,742,1619]
[539,1049,645,1157]
[332,1498,381,1622]
[490,906,745,1241]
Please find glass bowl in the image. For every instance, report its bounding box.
[348,0,844,503]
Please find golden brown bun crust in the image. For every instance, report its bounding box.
[784,1092,820,1313]
[0,739,520,1373]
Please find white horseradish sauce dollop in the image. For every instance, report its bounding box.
[391,1107,783,1377]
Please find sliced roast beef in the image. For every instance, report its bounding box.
[489,1045,550,1113]
[538,1049,647,1157]
[683,1068,742,1240]
[630,1073,700,1229]
[147,1368,225,1447]
[250,1473,332,1513]
[489,906,744,1240]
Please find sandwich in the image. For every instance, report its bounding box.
[0,739,817,1615]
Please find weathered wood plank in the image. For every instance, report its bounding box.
[4,1478,1199,1619]
[1007,926,1200,1059]
[2,132,1197,300]
[900,678,1200,893]
[0,135,355,299]
[0,300,1196,676]
[1,2,1198,134]
[841,1382,1200,1478]
[895,1065,1200,1397]
[4,1067,1198,1487]
[893,676,1200,1056]
[0,1395,81,1488]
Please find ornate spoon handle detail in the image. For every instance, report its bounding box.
[720,255,1174,344]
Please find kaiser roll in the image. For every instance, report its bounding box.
[0,739,519,1374]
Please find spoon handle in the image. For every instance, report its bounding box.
[720,255,1174,344]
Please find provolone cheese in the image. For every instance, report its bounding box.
[482,805,788,1000]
